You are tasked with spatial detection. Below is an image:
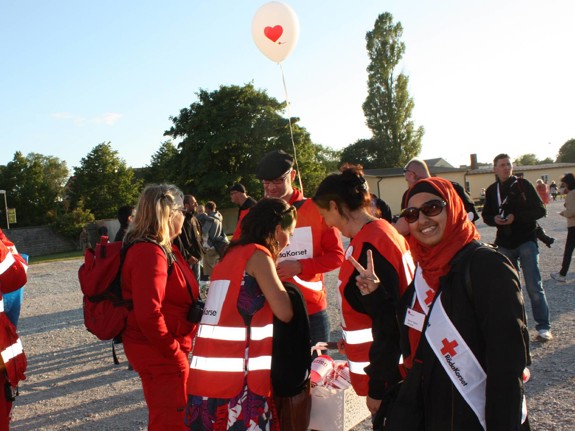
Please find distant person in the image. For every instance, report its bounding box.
[114,205,135,242]
[369,193,393,223]
[229,182,257,239]
[551,173,575,282]
[254,149,344,350]
[0,228,28,430]
[174,195,204,283]
[395,157,478,235]
[550,181,558,201]
[536,179,550,206]
[97,225,108,239]
[186,198,299,430]
[229,183,257,220]
[121,184,200,430]
[196,201,229,280]
[482,153,553,341]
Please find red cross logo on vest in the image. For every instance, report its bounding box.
[441,338,458,356]
[424,289,435,306]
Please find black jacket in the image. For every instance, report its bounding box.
[174,213,203,261]
[482,176,546,249]
[395,242,530,431]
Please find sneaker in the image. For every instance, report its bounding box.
[537,329,554,342]
[551,272,566,282]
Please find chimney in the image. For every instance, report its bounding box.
[470,154,478,170]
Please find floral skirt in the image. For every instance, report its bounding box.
[185,384,279,431]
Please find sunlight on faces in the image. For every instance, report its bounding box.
[317,201,352,238]
[169,197,185,240]
[275,219,296,251]
[262,169,295,201]
[406,192,447,247]
[494,157,513,182]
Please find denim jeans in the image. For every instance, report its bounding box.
[498,240,551,331]
[309,309,330,356]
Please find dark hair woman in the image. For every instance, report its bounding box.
[186,198,298,431]
[312,165,415,416]
[386,177,531,431]
[551,173,575,282]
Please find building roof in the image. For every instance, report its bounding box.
[466,162,575,175]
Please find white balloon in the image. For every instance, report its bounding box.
[252,1,300,63]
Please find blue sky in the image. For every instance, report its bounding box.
[1,1,574,172]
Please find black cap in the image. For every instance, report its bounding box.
[256,150,294,180]
[228,183,246,193]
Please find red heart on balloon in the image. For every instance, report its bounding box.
[264,25,283,42]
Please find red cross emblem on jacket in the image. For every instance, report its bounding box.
[441,338,458,356]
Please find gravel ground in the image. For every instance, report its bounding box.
[10,199,575,430]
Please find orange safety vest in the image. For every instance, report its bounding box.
[280,197,330,315]
[188,243,274,398]
[337,220,414,395]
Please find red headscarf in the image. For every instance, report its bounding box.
[406,177,480,290]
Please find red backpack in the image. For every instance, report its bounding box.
[78,236,172,343]
[78,236,134,343]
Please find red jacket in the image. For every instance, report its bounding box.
[338,220,414,395]
[0,238,27,387]
[121,243,199,357]
[188,244,274,398]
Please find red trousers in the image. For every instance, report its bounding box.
[0,372,11,431]
[124,341,189,431]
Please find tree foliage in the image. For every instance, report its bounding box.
[0,152,69,227]
[557,138,575,163]
[361,12,424,168]
[514,153,539,166]
[68,142,141,219]
[339,139,381,169]
[165,83,329,204]
[143,140,180,185]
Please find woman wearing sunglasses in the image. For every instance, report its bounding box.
[384,177,531,431]
[312,165,415,416]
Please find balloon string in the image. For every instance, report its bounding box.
[279,62,304,195]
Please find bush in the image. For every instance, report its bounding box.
[51,207,95,241]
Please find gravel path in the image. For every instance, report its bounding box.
[10,199,575,430]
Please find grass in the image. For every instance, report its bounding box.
[29,250,84,264]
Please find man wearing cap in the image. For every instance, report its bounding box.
[229,183,257,239]
[255,149,345,349]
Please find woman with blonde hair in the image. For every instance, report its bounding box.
[122,184,200,431]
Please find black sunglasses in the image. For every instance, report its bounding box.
[401,199,446,223]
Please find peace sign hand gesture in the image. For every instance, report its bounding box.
[347,249,380,296]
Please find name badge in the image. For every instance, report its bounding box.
[404,308,425,332]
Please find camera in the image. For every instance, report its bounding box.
[187,300,205,324]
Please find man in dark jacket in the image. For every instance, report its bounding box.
[481,153,552,341]
[174,195,204,283]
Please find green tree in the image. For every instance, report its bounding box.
[515,154,539,166]
[68,142,141,219]
[540,157,554,164]
[362,12,424,168]
[557,138,575,163]
[0,152,69,227]
[165,83,329,203]
[143,140,180,185]
[339,139,380,169]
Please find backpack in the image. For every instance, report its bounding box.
[78,236,172,344]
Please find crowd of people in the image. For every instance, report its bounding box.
[4,149,571,431]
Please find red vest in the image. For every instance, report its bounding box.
[338,220,414,395]
[188,244,274,398]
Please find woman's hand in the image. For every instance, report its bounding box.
[348,249,380,296]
